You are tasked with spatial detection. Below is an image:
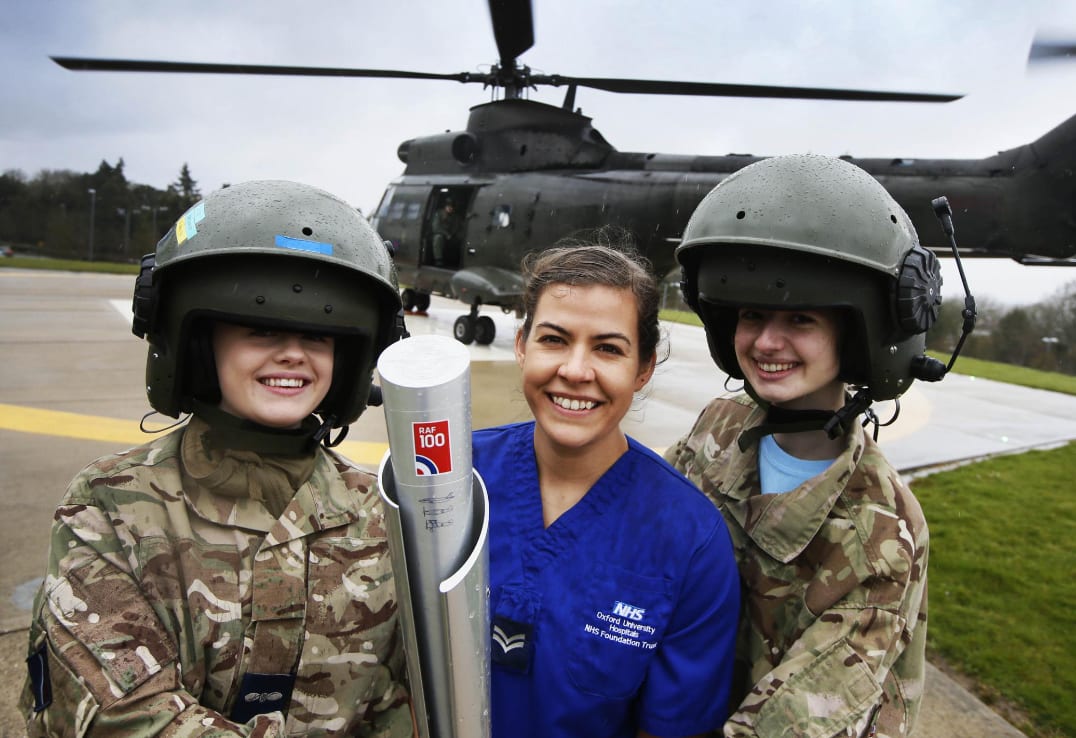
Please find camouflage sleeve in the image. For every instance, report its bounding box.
[723,512,928,738]
[722,604,911,738]
[346,608,415,738]
[23,490,286,737]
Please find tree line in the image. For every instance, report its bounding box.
[0,159,201,263]
[926,285,1076,376]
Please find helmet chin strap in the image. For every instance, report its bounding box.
[737,387,877,451]
[822,388,875,439]
[311,383,387,449]
[312,416,349,448]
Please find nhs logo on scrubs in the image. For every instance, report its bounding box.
[612,601,646,621]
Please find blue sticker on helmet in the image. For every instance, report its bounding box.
[175,201,207,245]
[275,234,334,255]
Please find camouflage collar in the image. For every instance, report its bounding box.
[179,443,367,541]
[180,417,363,538]
[724,419,866,563]
[263,450,367,547]
[182,414,318,522]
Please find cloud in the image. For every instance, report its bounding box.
[4,0,1076,302]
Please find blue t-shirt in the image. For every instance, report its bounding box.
[473,421,740,738]
[758,434,837,494]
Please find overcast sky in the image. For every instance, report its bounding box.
[3,0,1076,306]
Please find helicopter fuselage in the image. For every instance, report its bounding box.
[370,98,1075,342]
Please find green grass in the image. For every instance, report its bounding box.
[912,442,1076,737]
[660,307,703,327]
[927,351,1076,397]
[0,256,139,275]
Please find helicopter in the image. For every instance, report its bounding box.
[52,0,1076,345]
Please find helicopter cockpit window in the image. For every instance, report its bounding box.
[374,186,396,221]
[388,201,406,221]
[406,202,422,220]
[492,204,512,229]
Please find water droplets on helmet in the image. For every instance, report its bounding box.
[676,154,942,404]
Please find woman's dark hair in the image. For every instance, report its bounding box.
[519,228,662,365]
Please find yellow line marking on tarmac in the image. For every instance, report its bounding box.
[0,269,88,278]
[0,404,145,445]
[333,439,389,467]
[0,403,389,466]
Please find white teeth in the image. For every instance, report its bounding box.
[758,362,795,373]
[262,377,305,388]
[552,395,596,411]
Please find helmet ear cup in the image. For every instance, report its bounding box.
[131,254,157,339]
[896,244,943,335]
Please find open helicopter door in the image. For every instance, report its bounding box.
[422,186,478,270]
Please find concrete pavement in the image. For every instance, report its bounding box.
[4,268,1068,736]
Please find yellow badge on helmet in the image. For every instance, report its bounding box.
[175,201,207,246]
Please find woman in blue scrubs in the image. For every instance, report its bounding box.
[473,242,740,738]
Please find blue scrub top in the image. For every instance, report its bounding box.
[473,422,740,738]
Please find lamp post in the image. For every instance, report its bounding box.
[155,205,167,238]
[142,203,168,242]
[119,207,131,257]
[86,188,96,262]
[1042,336,1062,371]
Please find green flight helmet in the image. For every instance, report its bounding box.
[132,180,402,427]
[676,154,942,403]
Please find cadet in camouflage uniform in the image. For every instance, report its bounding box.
[21,181,415,737]
[666,155,946,737]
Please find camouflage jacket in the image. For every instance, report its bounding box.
[664,395,928,738]
[21,422,414,737]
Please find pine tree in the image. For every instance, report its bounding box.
[170,163,200,208]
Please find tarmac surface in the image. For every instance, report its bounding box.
[4,268,1074,736]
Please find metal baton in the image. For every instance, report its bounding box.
[377,334,491,738]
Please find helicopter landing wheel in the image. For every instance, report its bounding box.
[401,288,416,312]
[474,315,495,345]
[453,315,475,345]
[414,292,431,312]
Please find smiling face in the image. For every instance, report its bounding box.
[516,283,655,466]
[733,307,845,411]
[212,322,335,429]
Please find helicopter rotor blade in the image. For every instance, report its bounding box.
[531,74,961,103]
[50,56,475,83]
[1028,39,1076,61]
[488,0,534,69]
[50,56,959,103]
